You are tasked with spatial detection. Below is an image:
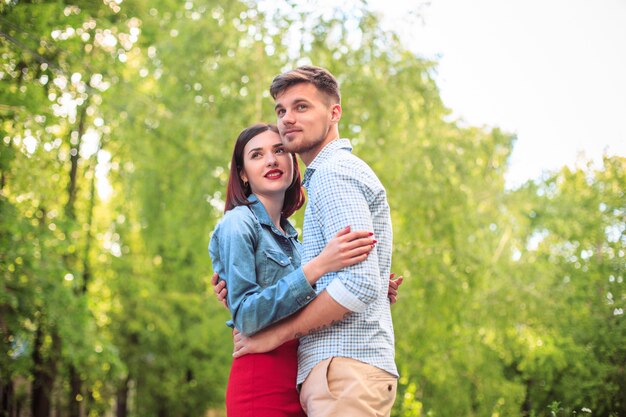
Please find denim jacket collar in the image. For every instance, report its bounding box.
[247,194,298,239]
[303,138,352,187]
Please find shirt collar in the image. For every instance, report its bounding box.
[247,194,298,238]
[302,139,353,187]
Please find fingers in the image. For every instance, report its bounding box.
[389,273,403,285]
[333,225,351,238]
[342,229,374,242]
[210,272,219,286]
[337,238,377,267]
[214,280,226,294]
[389,278,399,290]
[232,330,248,358]
[342,236,377,251]
[233,346,248,358]
[340,252,369,268]
[218,289,227,301]
[390,274,404,288]
[388,274,404,305]
[344,244,374,260]
[388,284,398,304]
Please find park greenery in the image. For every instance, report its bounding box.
[1,1,624,416]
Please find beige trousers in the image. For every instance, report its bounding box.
[300,357,397,417]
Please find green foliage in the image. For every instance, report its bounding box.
[1,1,624,416]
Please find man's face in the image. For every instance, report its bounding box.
[274,83,340,165]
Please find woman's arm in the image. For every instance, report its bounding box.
[210,214,375,336]
[212,271,404,307]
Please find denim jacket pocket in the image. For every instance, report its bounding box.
[260,249,292,286]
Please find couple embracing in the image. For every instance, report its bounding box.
[209,66,401,417]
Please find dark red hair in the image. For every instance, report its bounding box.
[224,123,305,219]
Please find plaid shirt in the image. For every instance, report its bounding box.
[297,139,398,384]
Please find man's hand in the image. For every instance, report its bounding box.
[232,328,284,358]
[387,273,404,304]
[211,273,228,309]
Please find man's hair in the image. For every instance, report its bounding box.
[269,65,341,104]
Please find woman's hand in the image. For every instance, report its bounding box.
[211,272,228,309]
[303,226,376,285]
[232,328,284,358]
[387,273,404,304]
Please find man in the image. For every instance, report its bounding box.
[231,66,398,416]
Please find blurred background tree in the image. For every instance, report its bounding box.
[1,1,624,416]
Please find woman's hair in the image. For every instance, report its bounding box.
[224,123,305,218]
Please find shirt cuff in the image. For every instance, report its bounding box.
[287,267,317,307]
[326,278,367,313]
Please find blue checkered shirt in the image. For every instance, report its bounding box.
[297,139,398,384]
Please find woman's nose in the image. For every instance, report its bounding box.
[266,153,278,166]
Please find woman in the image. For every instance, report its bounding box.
[209,124,378,417]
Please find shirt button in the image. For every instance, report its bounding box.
[306,296,311,300]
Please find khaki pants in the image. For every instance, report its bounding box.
[300,357,397,417]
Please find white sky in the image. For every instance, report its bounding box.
[368,0,626,188]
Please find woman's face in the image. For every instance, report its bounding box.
[240,130,294,199]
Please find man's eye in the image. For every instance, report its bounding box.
[275,148,285,154]
[276,108,285,116]
[297,104,307,110]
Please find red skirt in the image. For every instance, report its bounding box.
[226,339,305,417]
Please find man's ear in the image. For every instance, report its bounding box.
[330,103,342,123]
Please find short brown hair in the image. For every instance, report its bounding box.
[269,66,341,104]
[225,124,305,219]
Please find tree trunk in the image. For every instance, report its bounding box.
[31,326,59,417]
[1,379,13,417]
[65,104,87,220]
[115,377,130,417]
[68,366,81,417]
[64,100,91,417]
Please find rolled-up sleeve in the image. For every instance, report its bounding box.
[209,211,315,335]
[308,168,383,312]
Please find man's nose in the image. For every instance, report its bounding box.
[281,109,295,124]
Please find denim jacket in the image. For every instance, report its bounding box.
[208,194,316,335]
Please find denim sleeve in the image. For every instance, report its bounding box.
[209,211,316,335]
[309,168,382,312]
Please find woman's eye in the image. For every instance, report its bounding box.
[251,152,261,158]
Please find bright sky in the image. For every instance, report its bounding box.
[369,0,626,188]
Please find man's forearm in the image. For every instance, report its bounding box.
[232,288,354,358]
[276,290,352,343]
